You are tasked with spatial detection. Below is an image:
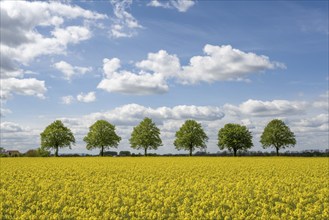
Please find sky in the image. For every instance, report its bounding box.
[0,0,328,155]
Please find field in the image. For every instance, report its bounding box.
[1,157,328,219]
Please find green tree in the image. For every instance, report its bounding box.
[218,123,253,157]
[25,149,38,157]
[83,120,121,156]
[174,120,208,156]
[37,147,51,157]
[40,120,75,157]
[260,119,296,156]
[25,148,50,157]
[129,117,162,156]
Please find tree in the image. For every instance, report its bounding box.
[260,119,296,156]
[217,123,253,156]
[40,120,75,157]
[119,151,131,156]
[37,147,51,157]
[0,147,5,154]
[83,120,121,156]
[129,117,162,156]
[25,148,50,157]
[25,149,38,157]
[174,120,208,156]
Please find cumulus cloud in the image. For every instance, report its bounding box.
[86,103,225,125]
[102,58,121,77]
[98,73,168,95]
[54,61,92,81]
[136,50,181,77]
[224,99,308,117]
[148,0,195,12]
[0,122,25,133]
[77,92,96,103]
[98,45,284,95]
[51,26,92,45]
[291,114,329,133]
[0,121,41,151]
[110,0,143,38]
[0,1,106,64]
[1,78,47,100]
[180,44,286,84]
[61,92,96,104]
[0,1,106,99]
[98,58,169,95]
[0,23,92,79]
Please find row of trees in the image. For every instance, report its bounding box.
[40,118,296,157]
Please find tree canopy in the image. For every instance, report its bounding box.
[260,119,296,156]
[218,123,253,156]
[129,117,162,156]
[40,120,75,157]
[83,120,121,156]
[174,120,208,156]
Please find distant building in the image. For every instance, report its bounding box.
[5,150,21,157]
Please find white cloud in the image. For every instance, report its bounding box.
[98,45,284,95]
[0,122,25,133]
[77,92,96,103]
[86,103,225,125]
[148,0,195,12]
[180,44,286,84]
[136,50,181,77]
[51,26,92,45]
[1,25,92,68]
[0,1,106,64]
[61,95,75,105]
[241,119,256,130]
[98,58,169,95]
[54,61,92,81]
[110,0,143,38]
[97,72,168,95]
[0,121,41,152]
[224,99,308,117]
[0,1,106,100]
[1,78,47,100]
[293,114,328,128]
[102,58,121,77]
[62,92,97,104]
[291,114,329,133]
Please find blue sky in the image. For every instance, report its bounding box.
[1,0,328,155]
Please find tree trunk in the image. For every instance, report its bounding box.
[233,149,237,157]
[144,148,147,156]
[189,147,192,156]
[276,147,279,156]
[100,146,104,156]
[55,147,59,157]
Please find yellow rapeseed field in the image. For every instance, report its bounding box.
[1,157,328,219]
